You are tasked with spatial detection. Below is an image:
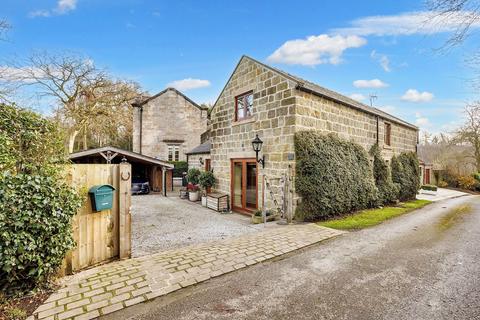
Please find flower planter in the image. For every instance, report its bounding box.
[201,195,207,206]
[251,212,277,224]
[189,190,200,202]
[251,215,263,224]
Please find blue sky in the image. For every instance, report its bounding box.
[2,0,480,135]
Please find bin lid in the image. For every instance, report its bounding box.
[88,184,116,194]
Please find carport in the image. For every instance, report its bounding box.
[69,146,174,195]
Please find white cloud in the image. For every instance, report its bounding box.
[401,89,434,102]
[353,79,389,89]
[29,10,51,18]
[379,55,391,72]
[29,0,77,18]
[349,93,366,102]
[168,78,211,91]
[267,34,367,66]
[56,0,77,14]
[0,66,46,83]
[415,112,431,127]
[370,50,391,72]
[331,11,480,37]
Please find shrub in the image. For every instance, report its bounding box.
[198,171,215,194]
[369,144,399,205]
[457,175,477,190]
[391,152,420,201]
[0,104,66,175]
[438,180,448,188]
[186,168,201,185]
[294,131,377,221]
[421,184,438,191]
[169,161,188,178]
[474,172,480,182]
[4,305,27,320]
[0,173,81,294]
[0,104,81,295]
[442,169,459,188]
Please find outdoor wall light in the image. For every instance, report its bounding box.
[252,134,265,168]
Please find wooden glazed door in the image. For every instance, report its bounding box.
[231,159,258,214]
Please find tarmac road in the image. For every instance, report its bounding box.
[106,195,480,320]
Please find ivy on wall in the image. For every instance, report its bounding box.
[295,131,420,221]
[295,131,377,221]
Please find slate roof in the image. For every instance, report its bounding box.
[186,141,212,155]
[132,87,208,111]
[211,55,417,130]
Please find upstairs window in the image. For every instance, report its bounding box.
[168,145,180,161]
[384,123,391,146]
[235,91,253,121]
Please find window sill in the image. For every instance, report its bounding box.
[232,117,256,126]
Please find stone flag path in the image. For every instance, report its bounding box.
[30,224,344,320]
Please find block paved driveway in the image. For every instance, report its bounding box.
[131,194,273,257]
[29,224,344,320]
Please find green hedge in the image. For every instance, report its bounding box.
[369,144,399,205]
[295,132,377,221]
[421,184,438,191]
[0,104,66,175]
[391,152,420,201]
[169,161,188,178]
[0,173,81,294]
[0,104,81,294]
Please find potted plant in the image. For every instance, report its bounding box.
[186,168,201,201]
[199,170,216,207]
[251,209,275,224]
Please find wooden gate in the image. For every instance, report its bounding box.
[62,163,131,275]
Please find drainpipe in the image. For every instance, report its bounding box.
[416,130,419,154]
[376,115,379,145]
[139,106,143,154]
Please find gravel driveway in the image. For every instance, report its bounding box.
[131,194,270,257]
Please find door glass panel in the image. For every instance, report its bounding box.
[233,162,243,207]
[246,163,257,209]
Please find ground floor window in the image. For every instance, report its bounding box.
[168,145,180,161]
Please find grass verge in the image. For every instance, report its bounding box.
[317,199,432,230]
[437,204,472,230]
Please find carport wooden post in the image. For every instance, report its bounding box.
[119,162,132,259]
[162,167,167,196]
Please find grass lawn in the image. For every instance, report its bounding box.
[317,199,432,230]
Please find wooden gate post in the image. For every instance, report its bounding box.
[118,163,132,259]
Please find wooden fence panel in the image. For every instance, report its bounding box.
[62,163,131,275]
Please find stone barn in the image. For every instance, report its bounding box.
[207,55,419,216]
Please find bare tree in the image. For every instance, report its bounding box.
[2,52,142,152]
[427,0,480,47]
[454,101,480,171]
[0,19,9,40]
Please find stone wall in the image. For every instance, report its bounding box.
[187,153,211,171]
[209,56,418,215]
[132,88,207,161]
[210,57,298,213]
[295,90,418,159]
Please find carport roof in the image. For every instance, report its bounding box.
[69,146,174,168]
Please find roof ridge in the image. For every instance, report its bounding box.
[238,55,417,130]
[132,87,207,111]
